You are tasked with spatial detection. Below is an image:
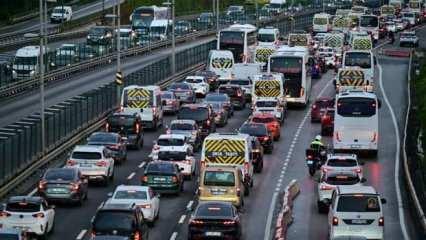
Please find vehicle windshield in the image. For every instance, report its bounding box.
[256,101,277,107]
[6,202,40,212]
[158,138,184,146]
[270,56,303,80]
[45,169,74,181]
[337,195,381,212]
[171,123,194,130]
[327,158,357,167]
[71,151,102,160]
[314,17,328,25]
[239,124,268,136]
[325,174,360,185]
[88,133,118,144]
[185,78,203,83]
[161,93,173,99]
[178,107,209,121]
[169,83,191,90]
[90,28,105,36]
[344,52,371,68]
[150,26,166,35]
[360,16,378,27]
[0,234,19,240]
[13,56,37,67]
[196,203,233,217]
[113,190,147,200]
[146,163,175,174]
[403,13,415,18]
[231,79,250,86]
[257,33,275,42]
[252,117,275,123]
[158,151,187,161]
[53,8,66,14]
[206,94,227,102]
[93,211,134,231]
[176,22,189,27]
[228,6,241,12]
[108,115,136,128]
[204,171,235,186]
[401,32,415,37]
[337,97,376,117]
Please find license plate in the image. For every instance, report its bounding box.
[352,219,367,224]
[154,177,166,181]
[50,188,66,193]
[307,160,313,164]
[211,191,225,195]
[350,145,361,149]
[80,164,92,167]
[206,232,221,237]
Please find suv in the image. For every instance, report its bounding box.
[177,104,216,138]
[328,186,386,240]
[218,84,246,110]
[87,26,113,45]
[91,202,149,239]
[106,112,144,149]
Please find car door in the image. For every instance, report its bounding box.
[148,188,160,215]
[43,200,55,228]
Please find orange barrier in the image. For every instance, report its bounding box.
[382,49,411,57]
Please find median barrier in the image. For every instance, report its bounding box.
[383,48,411,58]
[285,179,300,200]
[274,180,299,240]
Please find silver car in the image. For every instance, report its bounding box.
[399,31,419,47]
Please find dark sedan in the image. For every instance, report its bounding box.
[37,168,88,205]
[87,132,127,163]
[205,93,234,117]
[168,82,196,104]
[239,122,273,154]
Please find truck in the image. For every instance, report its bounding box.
[269,0,286,15]
[12,46,50,80]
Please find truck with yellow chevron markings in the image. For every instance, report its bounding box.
[121,85,164,130]
[335,67,373,93]
[201,133,254,194]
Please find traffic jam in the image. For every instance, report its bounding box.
[0,1,423,240]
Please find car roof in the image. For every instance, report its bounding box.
[181,103,209,108]
[337,185,377,195]
[111,111,138,117]
[219,84,241,88]
[171,119,196,125]
[158,134,186,140]
[115,185,149,192]
[337,89,377,99]
[8,196,43,204]
[327,153,357,160]
[185,75,205,80]
[73,145,105,153]
[90,132,120,137]
[315,97,333,102]
[93,236,130,240]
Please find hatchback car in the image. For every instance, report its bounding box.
[106,112,144,149]
[161,91,180,114]
[38,168,88,205]
[239,122,273,154]
[205,93,234,117]
[311,97,334,122]
[87,132,127,163]
[322,154,363,178]
[141,162,184,195]
[177,104,216,139]
[87,26,113,45]
[399,31,419,47]
[218,84,246,110]
[195,70,219,90]
[167,120,201,150]
[175,20,193,35]
[210,102,229,127]
[168,82,196,103]
[184,76,210,97]
[250,112,281,141]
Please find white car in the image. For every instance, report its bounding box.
[385,21,396,32]
[252,99,286,123]
[184,76,210,97]
[0,196,55,237]
[65,145,115,185]
[150,134,193,160]
[155,148,196,179]
[317,47,336,67]
[328,186,386,240]
[317,171,366,213]
[50,6,72,23]
[321,154,363,179]
[167,119,201,149]
[106,185,160,224]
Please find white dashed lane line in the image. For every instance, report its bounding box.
[127,172,136,180]
[170,232,178,240]
[76,229,87,240]
[178,214,187,224]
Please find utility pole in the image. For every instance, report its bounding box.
[172,0,175,74]
[216,0,220,34]
[115,0,123,102]
[39,0,46,151]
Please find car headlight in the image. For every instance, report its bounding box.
[100,36,104,39]
[50,62,55,67]
[30,70,35,75]
[87,35,91,39]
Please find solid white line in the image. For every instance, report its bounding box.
[28,188,37,196]
[76,229,87,240]
[138,162,146,168]
[264,192,278,240]
[127,172,136,180]
[169,232,178,240]
[178,214,186,224]
[377,62,409,239]
[186,200,194,210]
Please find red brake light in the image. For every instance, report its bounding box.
[105,122,110,132]
[0,212,11,218]
[96,161,108,167]
[312,104,317,109]
[142,176,148,182]
[236,187,241,197]
[354,167,362,174]
[70,182,80,191]
[244,162,249,174]
[172,176,178,183]
[307,155,313,159]
[135,123,140,134]
[379,217,384,226]
[134,231,141,240]
[206,120,210,126]
[32,213,45,218]
[190,220,204,225]
[153,145,160,151]
[320,185,334,190]
[332,216,339,226]
[223,220,236,225]
[67,159,76,166]
[38,180,47,191]
[237,91,242,97]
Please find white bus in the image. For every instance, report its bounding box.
[359,15,379,42]
[342,50,376,83]
[350,6,369,16]
[207,50,235,78]
[380,4,396,17]
[12,45,49,80]
[268,46,312,106]
[218,24,257,63]
[333,90,380,156]
[313,13,332,33]
[131,5,170,36]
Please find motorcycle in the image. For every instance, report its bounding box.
[305,148,327,176]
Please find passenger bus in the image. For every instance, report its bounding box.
[268,46,312,107]
[218,24,257,63]
[342,50,376,82]
[207,50,235,78]
[359,15,379,42]
[333,90,380,156]
[312,13,332,33]
[131,6,169,37]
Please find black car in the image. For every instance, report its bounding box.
[168,82,196,104]
[239,122,273,154]
[37,168,88,205]
[205,93,234,117]
[141,161,184,195]
[218,84,246,110]
[177,104,216,138]
[198,12,214,29]
[106,112,144,150]
[195,70,219,90]
[249,136,264,173]
[87,132,127,163]
[188,201,242,240]
[91,202,149,239]
[87,26,113,45]
[175,20,193,35]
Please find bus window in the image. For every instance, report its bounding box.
[219,31,245,62]
[344,52,371,69]
[337,97,376,117]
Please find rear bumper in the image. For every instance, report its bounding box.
[0,222,46,235]
[143,183,180,194]
[199,196,241,207]
[331,227,383,240]
[333,141,377,151]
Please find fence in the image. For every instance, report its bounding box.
[0,40,215,188]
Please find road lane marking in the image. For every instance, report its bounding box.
[76,229,87,240]
[377,61,409,239]
[264,192,278,240]
[28,188,37,196]
[127,172,136,180]
[186,200,194,210]
[170,232,178,240]
[178,215,186,224]
[138,162,146,168]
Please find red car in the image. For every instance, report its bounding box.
[311,97,334,122]
[321,107,335,136]
[250,112,281,141]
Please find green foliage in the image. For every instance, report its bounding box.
[415,60,426,129]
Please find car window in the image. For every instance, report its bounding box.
[6,202,40,212]
[45,169,75,181]
[205,94,227,102]
[239,124,268,136]
[157,138,184,146]
[178,107,209,121]
[256,101,277,107]
[336,195,380,212]
[146,163,175,174]
[186,78,203,83]
[204,171,235,186]
[72,151,102,160]
[327,158,357,167]
[171,123,194,130]
[88,133,118,144]
[169,83,191,90]
[157,151,187,161]
[161,93,173,99]
[113,190,148,200]
[93,211,135,231]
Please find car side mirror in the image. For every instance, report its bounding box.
[381,198,387,204]
[361,177,367,183]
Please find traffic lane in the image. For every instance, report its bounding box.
[0,36,215,127]
[3,36,89,55]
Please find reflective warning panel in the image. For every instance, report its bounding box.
[338,69,365,86]
[211,57,233,69]
[254,80,281,97]
[123,88,153,108]
[255,47,275,63]
[289,34,308,46]
[204,139,246,165]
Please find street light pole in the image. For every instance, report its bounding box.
[115,0,123,101]
[216,0,219,34]
[172,0,175,74]
[39,0,46,151]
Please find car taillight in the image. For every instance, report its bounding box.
[335,131,341,142]
[320,185,334,190]
[172,176,178,183]
[300,87,305,97]
[134,231,141,240]
[70,182,80,191]
[371,132,377,143]
[67,159,76,166]
[166,129,171,134]
[108,144,120,150]
[312,104,317,109]
[153,107,157,115]
[135,123,140,134]
[307,155,313,159]
[96,161,108,167]
[354,167,362,174]
[206,120,210,126]
[262,136,269,141]
[184,160,191,165]
[237,91,242,97]
[0,212,11,218]
[315,64,319,70]
[153,145,160,151]
[244,162,249,174]
[379,217,384,226]
[105,122,110,132]
[38,180,47,191]
[32,213,45,218]
[236,187,241,197]
[223,220,236,225]
[138,204,151,209]
[198,187,202,195]
[190,220,204,225]
[332,216,339,226]
[142,176,148,182]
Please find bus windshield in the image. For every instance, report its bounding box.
[360,16,378,28]
[314,17,328,25]
[409,2,420,8]
[133,9,154,24]
[344,52,371,69]
[337,97,376,117]
[257,33,275,42]
[219,31,244,62]
[270,56,303,98]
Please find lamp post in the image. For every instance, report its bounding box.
[39,0,46,151]
[216,0,219,34]
[163,0,175,74]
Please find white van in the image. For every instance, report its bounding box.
[12,46,49,80]
[121,85,164,129]
[328,186,386,240]
[313,13,332,33]
[50,6,73,23]
[207,50,234,78]
[150,19,171,41]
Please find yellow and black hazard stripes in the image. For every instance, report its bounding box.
[255,48,275,63]
[115,71,123,85]
[204,139,246,165]
[338,70,365,86]
[123,88,152,108]
[289,34,308,46]
[352,38,372,50]
[333,16,349,28]
[211,57,233,69]
[325,35,343,48]
[254,80,281,97]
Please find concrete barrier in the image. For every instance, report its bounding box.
[274,180,299,239]
[383,49,411,58]
[285,179,300,200]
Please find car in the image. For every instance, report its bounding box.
[117,28,136,49]
[0,228,27,240]
[175,20,193,35]
[37,168,88,205]
[51,47,79,68]
[394,18,407,31]
[328,186,386,240]
[156,148,196,180]
[87,26,113,45]
[249,136,264,173]
[188,201,242,240]
[321,107,335,136]
[65,145,115,186]
[177,104,216,139]
[107,185,160,225]
[311,97,334,122]
[250,112,281,141]
[229,78,252,103]
[91,202,149,239]
[87,132,127,163]
[78,45,98,60]
[385,21,396,32]
[50,6,72,23]
[184,76,210,97]
[0,196,55,238]
[321,154,363,178]
[210,102,229,127]
[239,122,273,154]
[150,134,193,160]
[317,47,336,69]
[141,161,184,195]
[161,91,180,114]
[205,93,234,117]
[168,82,196,103]
[317,171,366,213]
[106,112,144,149]
[218,84,246,110]
[167,120,202,150]
[399,31,419,47]
[226,5,245,16]
[195,70,219,90]
[253,99,286,124]
[197,12,214,28]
